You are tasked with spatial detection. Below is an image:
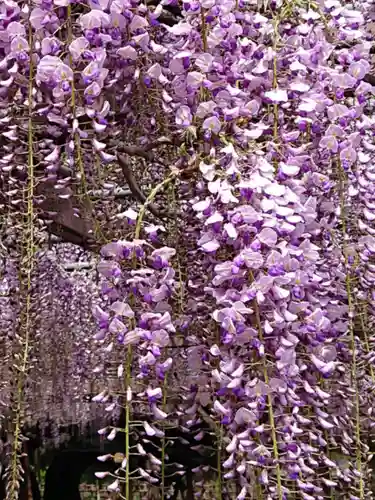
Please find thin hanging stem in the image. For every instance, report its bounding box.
[7,12,36,500]
[337,158,364,499]
[250,273,283,500]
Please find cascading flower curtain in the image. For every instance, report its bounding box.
[1,0,375,498]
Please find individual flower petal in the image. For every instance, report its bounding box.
[176,105,192,127]
[258,228,278,247]
[265,88,288,102]
[202,116,221,134]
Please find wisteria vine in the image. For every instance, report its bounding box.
[1,0,375,499]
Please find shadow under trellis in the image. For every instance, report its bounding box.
[0,409,218,500]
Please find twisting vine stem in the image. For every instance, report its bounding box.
[135,175,176,240]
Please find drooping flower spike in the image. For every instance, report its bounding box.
[1,0,375,498]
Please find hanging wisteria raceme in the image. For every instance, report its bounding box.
[93,238,181,496]
[1,0,375,499]
[0,247,113,477]
[27,250,106,428]
[87,0,375,497]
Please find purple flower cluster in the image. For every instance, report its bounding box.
[1,0,375,497]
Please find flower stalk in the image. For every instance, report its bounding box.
[7,12,36,499]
